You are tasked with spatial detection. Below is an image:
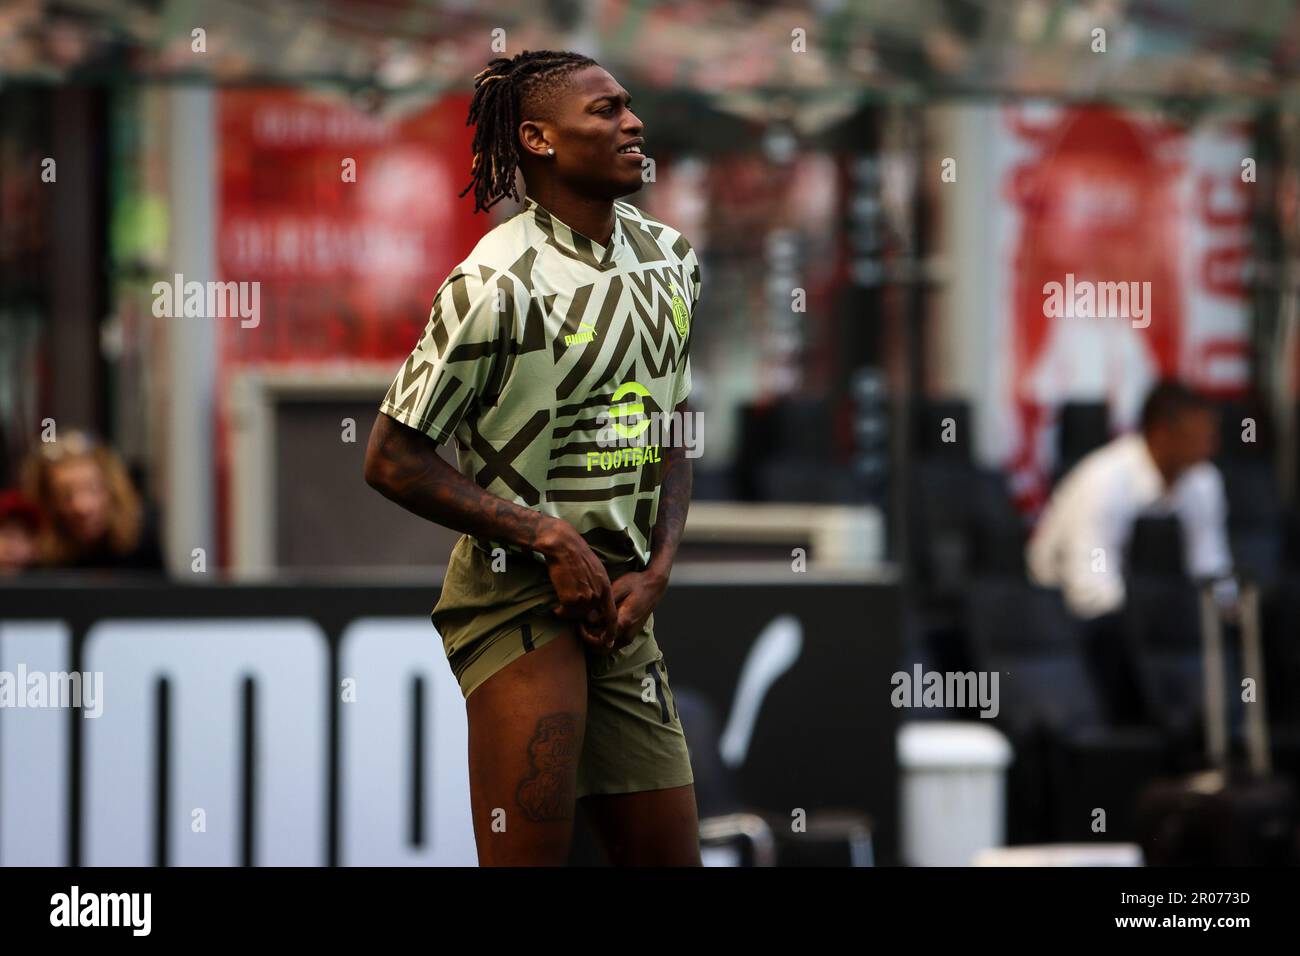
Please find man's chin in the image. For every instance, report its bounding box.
[611,177,645,199]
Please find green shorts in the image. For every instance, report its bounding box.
[431,534,695,799]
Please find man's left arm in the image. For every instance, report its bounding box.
[1177,463,1238,610]
[1178,463,1232,579]
[610,399,694,646]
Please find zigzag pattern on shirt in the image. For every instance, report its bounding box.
[554,276,627,400]
[382,195,697,568]
[419,258,556,411]
[381,353,434,419]
[626,265,690,384]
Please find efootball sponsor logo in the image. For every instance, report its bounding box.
[590,379,704,468]
[588,380,659,471]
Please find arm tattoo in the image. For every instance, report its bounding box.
[365,412,550,552]
[515,712,581,822]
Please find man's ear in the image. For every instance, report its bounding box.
[518,120,551,160]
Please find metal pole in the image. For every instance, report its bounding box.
[1239,583,1272,775]
[164,86,217,575]
[1200,585,1228,773]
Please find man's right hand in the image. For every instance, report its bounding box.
[363,414,619,652]
[536,518,618,653]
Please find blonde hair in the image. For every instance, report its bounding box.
[21,430,144,566]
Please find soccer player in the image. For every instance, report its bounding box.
[364,50,702,866]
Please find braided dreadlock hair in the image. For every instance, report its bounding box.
[458,49,598,214]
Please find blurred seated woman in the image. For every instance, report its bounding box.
[22,431,164,572]
[0,489,41,575]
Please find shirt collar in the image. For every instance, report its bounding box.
[524,196,622,265]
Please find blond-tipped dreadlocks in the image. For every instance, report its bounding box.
[458,50,597,214]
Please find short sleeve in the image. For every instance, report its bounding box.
[673,247,700,407]
[380,267,520,443]
[673,355,692,407]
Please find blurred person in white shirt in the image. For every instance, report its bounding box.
[1026,380,1231,722]
[1028,380,1230,617]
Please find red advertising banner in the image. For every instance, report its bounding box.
[996,105,1253,511]
[217,89,482,364]
[215,88,486,567]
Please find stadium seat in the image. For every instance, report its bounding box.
[966,578,1108,737]
[911,461,1025,597]
[904,459,1025,688]
[1125,514,1187,579]
[1220,459,1284,588]
[674,687,744,819]
[675,686,874,866]
[1215,398,1272,462]
[1053,401,1110,487]
[966,577,1170,843]
[911,398,972,462]
[1122,576,1216,755]
[1264,575,1300,728]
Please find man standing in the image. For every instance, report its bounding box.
[364,51,701,865]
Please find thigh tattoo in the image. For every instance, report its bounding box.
[516,712,581,822]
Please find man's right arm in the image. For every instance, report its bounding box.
[363,411,617,642]
[365,410,552,552]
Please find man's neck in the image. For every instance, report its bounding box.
[528,186,616,247]
[1140,432,1177,490]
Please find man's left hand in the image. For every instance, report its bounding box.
[584,570,666,654]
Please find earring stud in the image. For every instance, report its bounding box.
[547,147,555,156]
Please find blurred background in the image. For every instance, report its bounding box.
[2,0,1300,867]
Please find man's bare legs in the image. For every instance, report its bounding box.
[465,626,701,866]
[580,785,702,866]
[466,630,588,866]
